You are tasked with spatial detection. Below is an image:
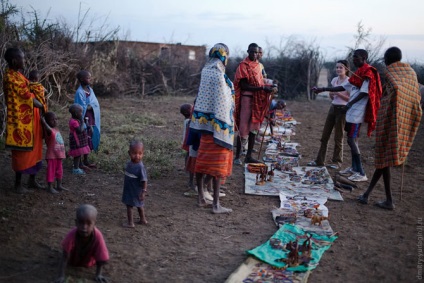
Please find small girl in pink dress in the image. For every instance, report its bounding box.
[68,104,91,175]
[41,112,67,193]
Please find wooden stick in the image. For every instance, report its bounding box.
[257,119,269,161]
[257,91,274,161]
[400,162,405,201]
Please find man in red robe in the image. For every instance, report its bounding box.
[233,43,275,164]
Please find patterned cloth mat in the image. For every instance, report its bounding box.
[245,165,343,201]
[225,256,310,283]
[247,224,338,271]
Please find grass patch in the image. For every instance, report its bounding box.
[49,98,178,179]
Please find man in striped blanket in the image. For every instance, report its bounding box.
[358,47,422,210]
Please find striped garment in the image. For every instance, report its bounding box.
[194,134,233,178]
[185,156,197,173]
[374,62,422,168]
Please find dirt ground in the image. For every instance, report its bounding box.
[0,97,423,283]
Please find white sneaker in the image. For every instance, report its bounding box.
[204,190,214,201]
[205,190,226,198]
[348,173,368,182]
[339,167,353,175]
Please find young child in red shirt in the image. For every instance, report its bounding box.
[56,204,109,283]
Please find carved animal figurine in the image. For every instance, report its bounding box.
[299,234,312,255]
[267,164,275,182]
[255,167,267,185]
[285,240,299,267]
[311,215,328,226]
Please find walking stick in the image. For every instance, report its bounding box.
[257,90,275,161]
[400,162,405,201]
[257,118,270,160]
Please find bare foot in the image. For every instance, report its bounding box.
[122,223,135,228]
[16,186,31,194]
[212,205,233,214]
[57,186,69,192]
[79,165,91,172]
[28,180,46,190]
[49,188,59,194]
[137,219,148,225]
[197,198,212,207]
[83,162,97,168]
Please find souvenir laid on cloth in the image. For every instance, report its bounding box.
[247,163,268,174]
[244,165,343,201]
[247,224,338,271]
[260,126,294,136]
[264,142,301,162]
[224,256,310,283]
[271,193,334,236]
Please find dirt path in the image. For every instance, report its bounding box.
[0,97,422,283]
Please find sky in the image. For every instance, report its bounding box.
[14,0,424,63]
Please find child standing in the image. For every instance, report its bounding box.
[68,104,91,175]
[74,70,101,167]
[268,99,286,135]
[56,204,109,283]
[122,140,148,228]
[181,104,218,201]
[41,112,67,194]
[180,103,196,193]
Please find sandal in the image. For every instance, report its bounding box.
[183,190,198,197]
[357,194,368,204]
[244,156,261,164]
[83,162,97,168]
[72,168,86,175]
[375,200,395,210]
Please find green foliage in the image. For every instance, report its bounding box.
[92,133,179,179]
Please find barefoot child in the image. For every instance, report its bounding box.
[180,103,196,194]
[68,104,91,175]
[40,112,67,193]
[122,140,148,227]
[55,204,109,283]
[182,103,220,201]
[268,99,286,136]
[74,70,100,168]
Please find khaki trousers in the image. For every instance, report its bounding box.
[315,104,346,165]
